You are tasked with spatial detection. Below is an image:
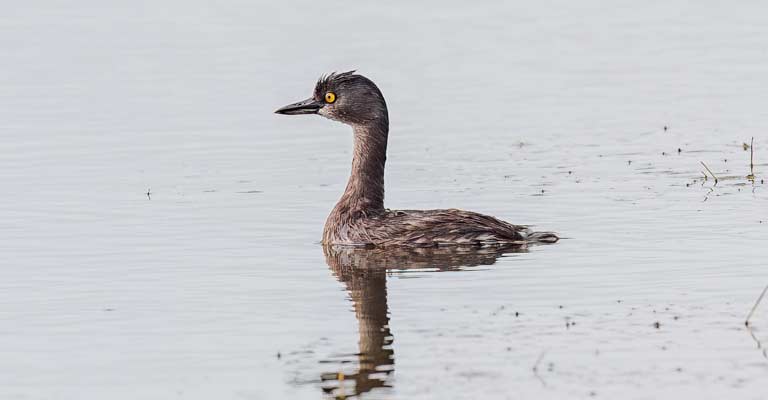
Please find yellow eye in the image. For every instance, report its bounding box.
[325,92,336,103]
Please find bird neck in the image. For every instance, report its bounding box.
[336,118,388,214]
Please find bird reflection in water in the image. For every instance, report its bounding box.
[320,244,527,398]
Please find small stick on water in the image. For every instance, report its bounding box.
[700,161,718,185]
[745,284,768,326]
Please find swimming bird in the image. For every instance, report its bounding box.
[276,71,558,247]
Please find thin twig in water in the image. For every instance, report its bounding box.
[745,284,768,326]
[700,161,718,185]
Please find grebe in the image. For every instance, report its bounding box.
[276,71,558,247]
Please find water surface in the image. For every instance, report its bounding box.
[1,1,767,399]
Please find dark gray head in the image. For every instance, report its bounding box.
[275,71,388,127]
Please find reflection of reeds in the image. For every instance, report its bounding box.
[531,349,549,387]
[746,325,768,360]
[745,284,768,327]
[700,161,718,185]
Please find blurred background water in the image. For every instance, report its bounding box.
[1,1,767,399]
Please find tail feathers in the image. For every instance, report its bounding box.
[525,231,560,244]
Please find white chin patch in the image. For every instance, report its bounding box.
[317,107,339,122]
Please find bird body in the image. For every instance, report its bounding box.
[324,208,540,247]
[276,71,558,248]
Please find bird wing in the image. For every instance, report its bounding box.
[360,208,529,247]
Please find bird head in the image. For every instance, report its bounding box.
[275,71,388,126]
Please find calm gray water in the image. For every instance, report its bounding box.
[2,1,767,399]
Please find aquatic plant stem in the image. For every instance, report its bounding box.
[745,284,768,326]
[700,161,718,185]
[748,137,755,180]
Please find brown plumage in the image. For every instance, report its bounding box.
[276,71,559,248]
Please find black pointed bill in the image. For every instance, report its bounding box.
[274,97,324,115]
